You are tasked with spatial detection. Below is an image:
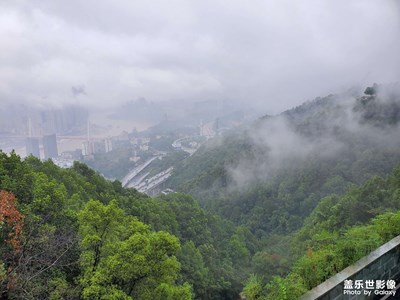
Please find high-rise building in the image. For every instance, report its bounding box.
[40,106,88,135]
[82,139,113,155]
[105,139,112,153]
[25,137,40,158]
[82,141,94,156]
[43,134,58,159]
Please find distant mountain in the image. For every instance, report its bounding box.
[2,84,400,299]
[167,83,400,234]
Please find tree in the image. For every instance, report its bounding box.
[0,190,24,297]
[242,274,266,300]
[78,200,193,300]
[178,241,209,299]
[0,190,24,251]
[364,83,378,96]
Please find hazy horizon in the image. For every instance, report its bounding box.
[1,0,399,115]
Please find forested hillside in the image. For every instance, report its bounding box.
[2,84,400,299]
[165,83,400,296]
[167,84,400,235]
[243,166,400,299]
[0,152,257,299]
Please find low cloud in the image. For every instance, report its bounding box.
[0,1,399,113]
[228,86,400,187]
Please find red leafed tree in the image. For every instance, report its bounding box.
[0,190,24,252]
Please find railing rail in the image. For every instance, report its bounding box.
[300,235,400,300]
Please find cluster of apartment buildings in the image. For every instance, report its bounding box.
[25,134,58,160]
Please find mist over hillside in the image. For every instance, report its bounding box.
[1,1,400,299]
[229,83,400,188]
[167,84,400,232]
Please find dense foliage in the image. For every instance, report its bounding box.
[0,151,256,299]
[85,148,137,180]
[166,84,400,296]
[2,84,400,299]
[168,88,400,236]
[243,165,400,299]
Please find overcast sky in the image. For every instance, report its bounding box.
[1,0,399,113]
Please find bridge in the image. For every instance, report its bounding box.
[121,156,161,187]
[172,136,200,155]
